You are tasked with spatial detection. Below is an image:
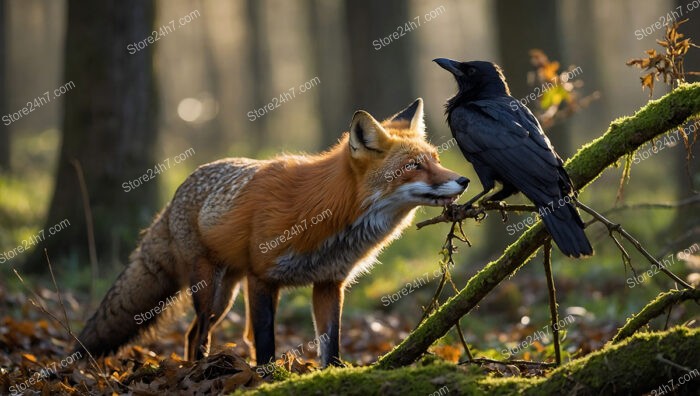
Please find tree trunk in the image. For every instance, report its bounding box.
[344,0,415,117]
[245,0,272,154]
[25,0,158,273]
[0,1,9,171]
[308,0,348,149]
[494,0,567,150]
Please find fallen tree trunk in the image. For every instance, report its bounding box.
[376,83,700,369]
[253,328,700,395]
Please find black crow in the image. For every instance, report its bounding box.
[433,58,592,258]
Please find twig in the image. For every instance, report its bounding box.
[655,354,695,372]
[601,194,700,216]
[454,322,474,362]
[664,304,673,330]
[417,222,475,362]
[656,226,700,258]
[45,249,71,334]
[576,201,693,290]
[458,357,557,368]
[417,222,466,325]
[11,264,119,394]
[70,159,98,304]
[416,202,533,230]
[542,240,561,366]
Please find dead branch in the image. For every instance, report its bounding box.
[576,201,693,289]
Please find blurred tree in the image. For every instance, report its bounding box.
[246,0,272,154]
[344,0,415,118]
[26,0,158,274]
[308,0,348,149]
[561,0,609,146]
[201,11,225,159]
[494,0,568,152]
[0,0,8,171]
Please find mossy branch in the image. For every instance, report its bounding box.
[251,328,700,395]
[516,327,700,395]
[612,288,700,343]
[376,83,700,369]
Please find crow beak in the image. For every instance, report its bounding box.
[433,58,464,77]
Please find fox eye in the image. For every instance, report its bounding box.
[406,161,421,171]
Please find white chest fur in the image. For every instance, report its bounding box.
[266,201,416,286]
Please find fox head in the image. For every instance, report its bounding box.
[346,98,469,210]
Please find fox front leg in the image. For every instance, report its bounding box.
[246,275,280,365]
[312,281,345,367]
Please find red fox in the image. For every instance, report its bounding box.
[75,99,469,367]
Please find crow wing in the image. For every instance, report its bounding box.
[448,96,571,207]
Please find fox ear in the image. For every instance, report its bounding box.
[349,110,390,158]
[389,98,425,137]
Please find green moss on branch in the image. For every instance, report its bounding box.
[612,288,700,343]
[248,328,700,395]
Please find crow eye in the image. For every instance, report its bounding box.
[467,67,477,76]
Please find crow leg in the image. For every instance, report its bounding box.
[484,183,518,203]
[462,188,492,208]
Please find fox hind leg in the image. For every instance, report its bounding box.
[185,258,240,360]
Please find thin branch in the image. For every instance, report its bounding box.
[601,194,700,216]
[454,322,473,362]
[417,222,466,325]
[70,159,98,304]
[576,201,693,289]
[458,357,557,368]
[542,240,561,366]
[11,265,119,394]
[416,202,534,230]
[44,249,71,334]
[655,354,696,373]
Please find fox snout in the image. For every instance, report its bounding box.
[456,176,470,188]
[398,169,468,207]
[422,175,469,206]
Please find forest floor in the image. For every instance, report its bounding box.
[1,282,698,395]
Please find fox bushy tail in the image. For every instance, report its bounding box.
[74,210,180,357]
